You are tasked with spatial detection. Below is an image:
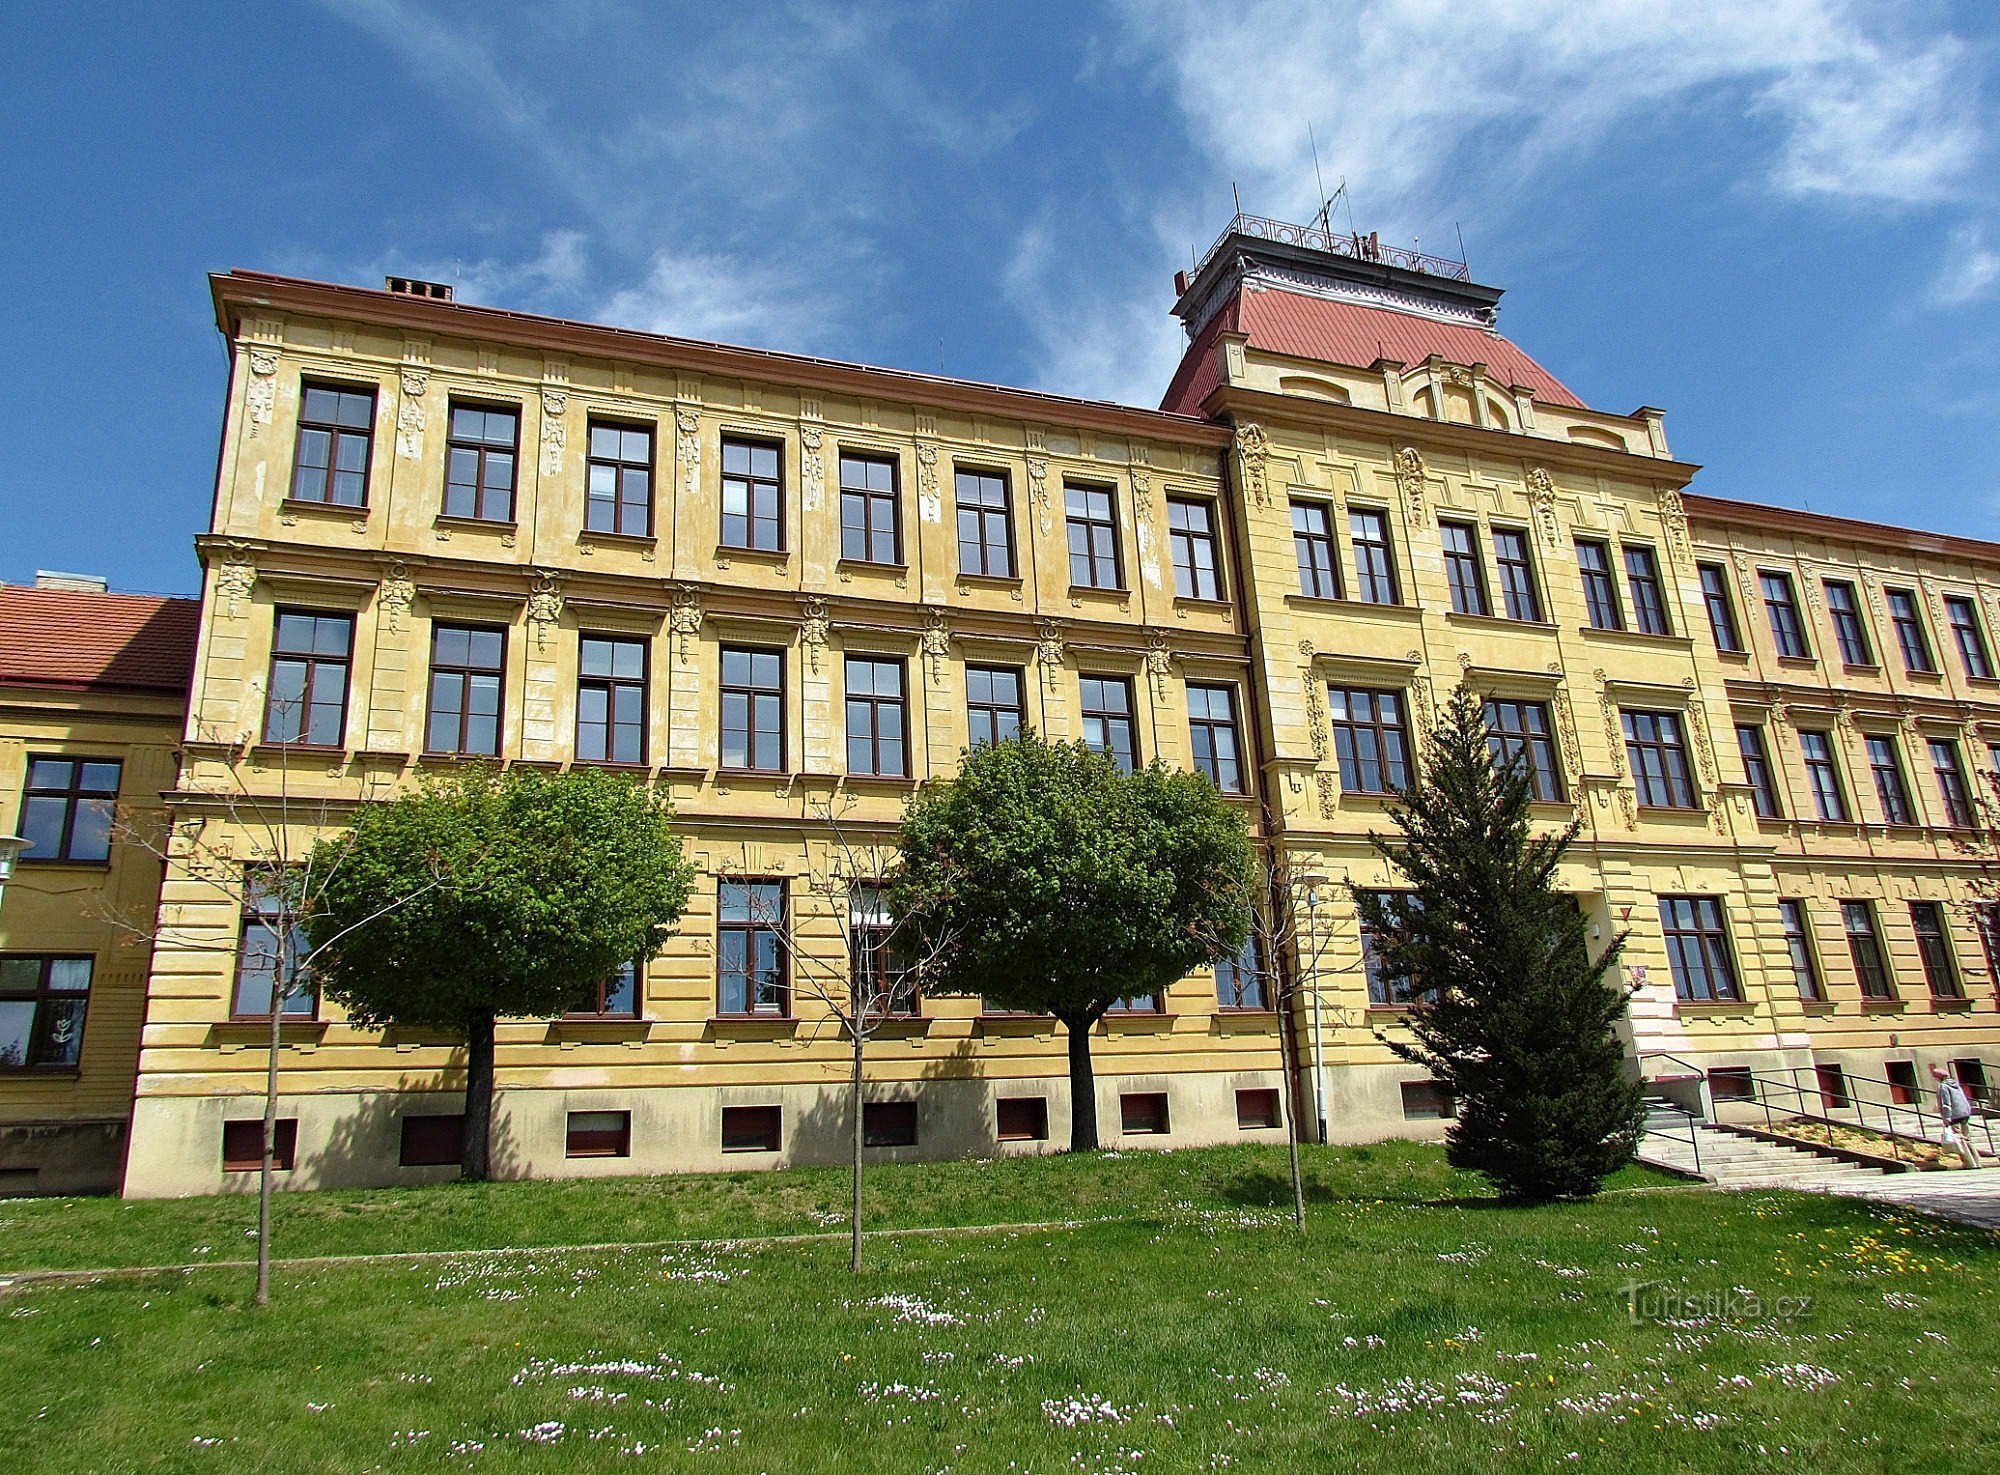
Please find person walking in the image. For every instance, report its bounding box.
[1931,1065,1984,1170]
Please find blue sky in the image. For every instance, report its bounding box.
[3,0,1995,597]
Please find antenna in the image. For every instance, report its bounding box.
[1340,177,1356,236]
[1231,181,1242,218]
[1308,122,1329,230]
[1455,221,1468,274]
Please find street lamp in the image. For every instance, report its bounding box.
[1297,871,1330,1146]
[0,834,29,910]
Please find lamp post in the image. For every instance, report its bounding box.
[1298,872,1330,1145]
[0,834,29,911]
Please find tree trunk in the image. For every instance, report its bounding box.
[1274,967,1307,1230]
[1065,1015,1099,1152]
[255,998,282,1306]
[461,1009,498,1182]
[850,1022,865,1274]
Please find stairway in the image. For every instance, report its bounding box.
[1639,1098,1890,1189]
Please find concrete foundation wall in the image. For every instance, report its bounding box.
[0,1118,128,1196]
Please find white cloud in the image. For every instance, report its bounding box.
[1002,219,1191,409]
[596,247,849,357]
[1931,222,2000,306]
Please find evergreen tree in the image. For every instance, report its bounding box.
[1356,685,1643,1200]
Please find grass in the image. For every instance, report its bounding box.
[2,1144,1997,1474]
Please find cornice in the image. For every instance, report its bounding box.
[1686,491,2000,570]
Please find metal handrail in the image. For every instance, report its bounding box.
[1193,213,1473,282]
[1636,1050,1708,1177]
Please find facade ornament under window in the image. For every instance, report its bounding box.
[675,404,701,502]
[1144,629,1175,699]
[1034,618,1065,685]
[1394,446,1428,526]
[920,605,952,685]
[377,562,415,633]
[214,542,257,617]
[799,421,826,514]
[396,367,429,459]
[915,442,941,525]
[1657,484,1692,568]
[244,347,280,437]
[1234,423,1270,506]
[799,595,831,674]
[1593,668,1623,779]
[668,582,702,666]
[526,570,563,650]
[539,388,569,475]
[1026,455,1051,534]
[1527,466,1559,549]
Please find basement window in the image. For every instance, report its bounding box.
[721,1105,781,1154]
[1706,1067,1755,1101]
[1400,1080,1456,1120]
[862,1100,918,1148]
[399,1113,463,1168]
[565,1110,631,1159]
[1120,1092,1170,1135]
[222,1118,296,1172]
[1235,1088,1282,1129]
[996,1097,1048,1142]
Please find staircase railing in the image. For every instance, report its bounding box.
[1636,1050,1707,1177]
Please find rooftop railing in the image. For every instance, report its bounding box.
[1194,214,1471,283]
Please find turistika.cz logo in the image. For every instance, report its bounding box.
[1619,1279,1814,1326]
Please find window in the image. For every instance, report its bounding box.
[1214,931,1267,1010]
[232,872,315,1018]
[1887,1060,1920,1105]
[1292,501,1342,598]
[290,382,375,506]
[717,880,787,1016]
[720,1105,782,1153]
[399,1115,463,1168]
[222,1119,297,1173]
[17,757,120,864]
[1120,1092,1170,1135]
[840,452,901,564]
[1483,699,1562,802]
[1065,484,1122,589]
[996,1097,1048,1142]
[720,647,785,772]
[954,468,1013,577]
[1493,528,1542,622]
[1079,676,1137,773]
[1624,545,1671,635]
[1736,724,1782,820]
[720,438,783,551]
[585,420,654,536]
[1953,1059,1989,1100]
[1761,572,1810,659]
[425,624,505,757]
[862,1101,919,1148]
[1108,990,1163,1014]
[1946,595,1995,679]
[1698,563,1743,653]
[1799,730,1849,822]
[1400,1080,1456,1120]
[1187,684,1244,794]
[1360,891,1425,1005]
[443,402,518,522]
[1236,1088,1282,1129]
[1440,521,1489,616]
[571,959,640,1019]
[566,1110,631,1159]
[576,635,647,765]
[1982,904,2000,989]
[1168,498,1222,600]
[1816,1065,1850,1111]
[1328,687,1410,795]
[1658,896,1741,1002]
[264,611,353,748]
[1576,540,1623,630]
[1865,734,1915,825]
[1778,899,1824,1001]
[1622,710,1696,809]
[1824,580,1873,665]
[850,883,916,1016]
[1887,589,1935,673]
[1910,901,1963,999]
[965,666,1024,749]
[1707,1067,1756,1101]
[1349,509,1400,604]
[845,657,907,777]
[0,956,91,1069]
[1841,901,1894,999]
[1931,738,1975,827]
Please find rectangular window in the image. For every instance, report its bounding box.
[965,666,1025,749]
[1778,900,1824,1001]
[1360,891,1425,1005]
[1236,1088,1282,1129]
[717,880,788,1016]
[265,610,353,748]
[585,420,654,537]
[1187,684,1244,794]
[849,883,916,1016]
[1328,687,1410,795]
[1576,540,1623,630]
[1910,901,1963,999]
[1349,509,1400,604]
[1079,675,1137,773]
[720,438,783,551]
[845,657,908,777]
[1842,900,1894,999]
[1865,734,1915,825]
[1483,699,1562,802]
[1624,545,1671,635]
[1493,528,1542,622]
[720,1105,781,1153]
[576,635,648,766]
[222,1119,297,1173]
[1215,931,1267,1010]
[1622,710,1697,809]
[399,1114,463,1168]
[1108,990,1163,1014]
[425,624,505,757]
[232,872,315,1019]
[1816,1065,1850,1111]
[1945,595,1995,679]
[1824,580,1873,666]
[0,956,92,1069]
[840,452,901,564]
[1119,1092,1170,1135]
[1736,724,1782,819]
[1658,895,1742,1002]
[720,647,785,772]
[996,1097,1048,1142]
[1799,730,1849,821]
[1401,1080,1456,1120]
[954,467,1014,577]
[1761,571,1810,659]
[1953,1059,1989,1100]
[442,402,518,522]
[1707,1067,1755,1101]
[1065,484,1122,589]
[566,1110,631,1159]
[570,959,640,1019]
[1887,589,1935,673]
[1698,563,1743,653]
[290,382,375,506]
[1440,521,1489,616]
[18,757,120,864]
[862,1100,919,1148]
[1168,497,1222,600]
[1887,1060,1920,1105]
[1292,501,1342,598]
[1930,738,1975,827]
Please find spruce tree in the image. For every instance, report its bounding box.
[1355,684,1643,1200]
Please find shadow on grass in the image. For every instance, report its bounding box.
[1218,1167,1618,1212]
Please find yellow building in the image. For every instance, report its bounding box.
[111,219,1999,1195]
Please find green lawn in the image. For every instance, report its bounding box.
[3,1144,1996,1474]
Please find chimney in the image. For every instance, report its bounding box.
[384,275,455,301]
[35,570,109,594]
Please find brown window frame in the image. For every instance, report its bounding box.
[567,958,641,1020]
[1930,738,1975,827]
[1360,889,1428,1005]
[717,878,789,1017]
[1186,682,1245,794]
[1576,539,1623,630]
[1623,544,1671,636]
[576,633,649,766]
[1799,729,1849,822]
[1065,482,1124,590]
[1886,588,1935,674]
[222,1118,297,1173]
[1841,900,1895,999]
[995,1097,1048,1141]
[1292,500,1342,599]
[965,665,1025,749]
[1119,1091,1170,1135]
[264,610,354,749]
[954,466,1015,578]
[1824,579,1873,666]
[1214,930,1268,1010]
[1910,901,1963,999]
[1945,594,1995,680]
[1493,526,1542,622]
[16,756,121,864]
[424,622,507,758]
[585,418,655,537]
[565,1109,632,1159]
[0,954,93,1071]
[849,882,918,1017]
[721,1104,782,1153]
[1483,698,1563,802]
[1349,507,1401,605]
[1778,899,1824,1001]
[1235,1088,1282,1129]
[1328,687,1411,796]
[399,1114,463,1168]
[1697,562,1742,652]
[442,400,520,523]
[1167,496,1223,601]
[1761,571,1810,659]
[839,451,902,565]
[862,1100,919,1148]
[1078,674,1138,773]
[720,436,785,552]
[719,646,786,774]
[1865,733,1916,825]
[289,380,376,507]
[1658,895,1742,1002]
[1439,520,1490,616]
[1622,709,1698,810]
[1736,724,1782,820]
[231,869,318,1020]
[844,655,909,778]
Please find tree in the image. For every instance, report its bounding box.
[1356,684,1643,1201]
[896,732,1254,1151]
[306,765,694,1181]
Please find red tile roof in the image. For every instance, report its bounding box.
[0,585,200,695]
[1161,286,1585,415]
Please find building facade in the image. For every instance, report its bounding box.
[90,219,2000,1195]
